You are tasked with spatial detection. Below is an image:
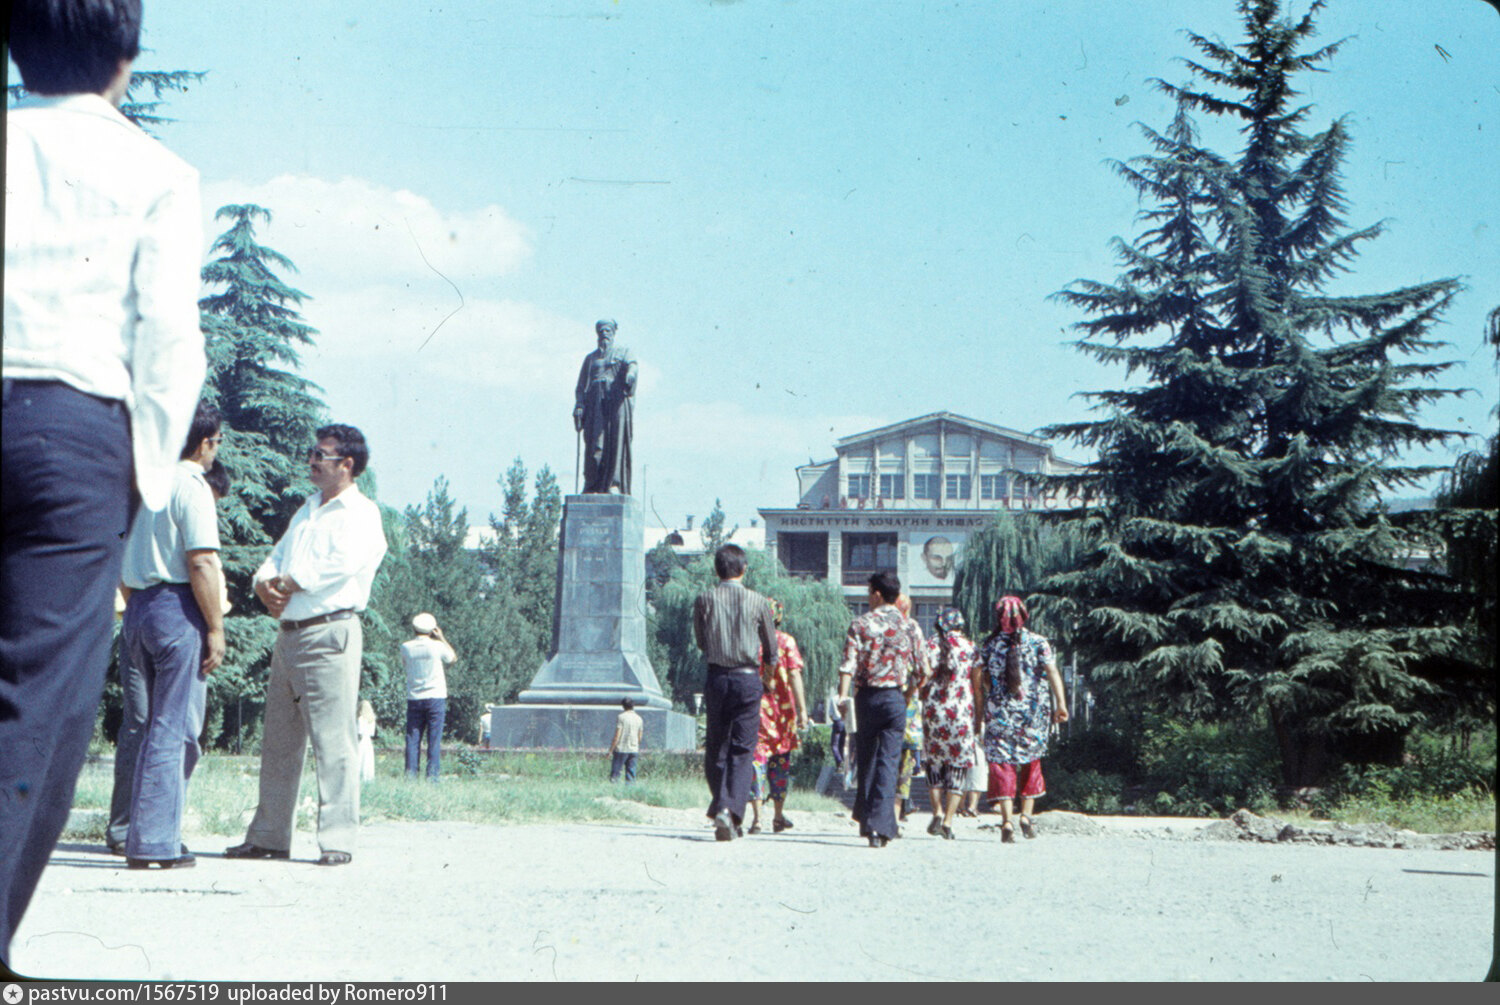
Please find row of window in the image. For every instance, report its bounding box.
[845,472,1035,501]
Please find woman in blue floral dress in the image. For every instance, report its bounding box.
[976,595,1068,843]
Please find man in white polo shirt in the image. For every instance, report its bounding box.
[402,613,456,780]
[226,424,387,866]
[115,400,225,869]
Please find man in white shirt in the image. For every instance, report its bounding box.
[1,0,204,962]
[401,613,456,780]
[115,401,226,869]
[226,425,387,866]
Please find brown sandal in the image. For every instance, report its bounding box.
[1000,822,1016,844]
[1018,815,1036,839]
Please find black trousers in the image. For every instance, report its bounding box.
[852,686,905,839]
[703,667,763,823]
[0,381,133,964]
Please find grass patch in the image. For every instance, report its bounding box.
[1308,790,1496,834]
[66,747,848,836]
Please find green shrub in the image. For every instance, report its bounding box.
[1331,731,1494,803]
[1137,716,1280,812]
[792,724,831,788]
[1048,766,1125,814]
[451,747,483,777]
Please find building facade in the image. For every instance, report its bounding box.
[759,412,1084,631]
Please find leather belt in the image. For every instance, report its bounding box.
[280,609,356,632]
[708,663,759,675]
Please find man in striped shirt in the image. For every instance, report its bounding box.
[693,544,777,841]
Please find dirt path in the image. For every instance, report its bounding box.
[8,808,1495,981]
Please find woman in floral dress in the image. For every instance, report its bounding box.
[748,599,810,834]
[976,595,1068,843]
[920,607,980,840]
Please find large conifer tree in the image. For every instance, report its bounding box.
[1045,0,1473,787]
[198,205,329,745]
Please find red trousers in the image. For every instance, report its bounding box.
[988,759,1045,799]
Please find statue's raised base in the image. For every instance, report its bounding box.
[486,704,696,751]
[486,494,696,751]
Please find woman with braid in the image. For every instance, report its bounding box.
[919,607,980,840]
[975,595,1068,843]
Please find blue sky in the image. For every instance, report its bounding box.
[12,1,1497,531]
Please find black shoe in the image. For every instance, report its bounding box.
[105,840,126,857]
[941,825,956,841]
[224,841,290,860]
[867,834,889,848]
[127,853,196,870]
[927,816,943,836]
[747,823,762,835]
[713,810,738,842]
[773,816,793,833]
[316,851,352,866]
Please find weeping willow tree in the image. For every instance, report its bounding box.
[951,508,1092,646]
[648,547,851,710]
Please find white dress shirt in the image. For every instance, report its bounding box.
[254,485,388,622]
[4,94,206,511]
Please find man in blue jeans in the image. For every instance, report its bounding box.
[609,698,645,783]
[402,613,455,779]
[116,400,226,868]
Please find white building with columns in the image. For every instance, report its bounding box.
[759,412,1084,631]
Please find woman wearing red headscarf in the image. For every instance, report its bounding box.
[975,595,1068,843]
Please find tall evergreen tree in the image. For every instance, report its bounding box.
[1044,0,1473,786]
[198,205,329,746]
[483,460,563,702]
[1432,305,1499,732]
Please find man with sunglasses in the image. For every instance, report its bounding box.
[226,425,387,866]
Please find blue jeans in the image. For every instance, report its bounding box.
[0,380,133,961]
[404,698,446,779]
[610,751,637,783]
[122,584,208,860]
[107,648,150,849]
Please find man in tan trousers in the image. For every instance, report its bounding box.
[225,424,387,866]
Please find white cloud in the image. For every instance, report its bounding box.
[201,175,530,287]
[301,286,588,396]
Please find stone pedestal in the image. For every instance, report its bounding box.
[488,494,696,751]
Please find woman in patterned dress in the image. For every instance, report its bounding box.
[919,607,980,840]
[976,595,1068,843]
[748,599,810,834]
